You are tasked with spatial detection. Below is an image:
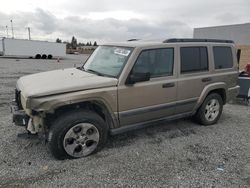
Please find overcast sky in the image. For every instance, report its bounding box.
[0,0,249,43]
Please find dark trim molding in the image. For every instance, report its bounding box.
[119,98,198,118]
[176,98,198,106]
[119,102,175,118]
[110,112,192,135]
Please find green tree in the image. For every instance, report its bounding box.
[71,36,78,49]
[78,42,85,46]
[56,38,62,43]
[63,42,70,49]
[93,41,97,46]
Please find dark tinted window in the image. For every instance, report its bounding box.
[180,47,208,73]
[213,46,233,69]
[133,48,174,77]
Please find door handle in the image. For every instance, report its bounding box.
[202,77,212,82]
[162,83,175,88]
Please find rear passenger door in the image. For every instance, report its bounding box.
[176,46,211,114]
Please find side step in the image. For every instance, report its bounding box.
[110,112,192,135]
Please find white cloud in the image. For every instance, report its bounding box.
[85,11,145,21]
[0,0,249,42]
[0,9,192,43]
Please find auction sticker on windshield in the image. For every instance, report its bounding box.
[114,48,131,56]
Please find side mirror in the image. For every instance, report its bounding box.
[126,72,150,85]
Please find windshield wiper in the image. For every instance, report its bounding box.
[76,66,84,71]
[86,69,115,78]
[86,69,105,76]
[76,66,102,75]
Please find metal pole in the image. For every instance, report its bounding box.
[6,26,8,38]
[10,20,14,38]
[27,27,31,40]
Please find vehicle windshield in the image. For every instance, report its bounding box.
[83,46,133,77]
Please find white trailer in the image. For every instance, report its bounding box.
[0,38,66,59]
[0,39,3,55]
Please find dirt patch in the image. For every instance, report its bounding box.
[167,128,197,139]
[0,169,65,188]
[185,143,211,155]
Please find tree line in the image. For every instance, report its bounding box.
[56,36,97,49]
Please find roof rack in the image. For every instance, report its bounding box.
[127,39,140,42]
[163,38,234,43]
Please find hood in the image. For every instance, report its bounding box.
[17,68,118,97]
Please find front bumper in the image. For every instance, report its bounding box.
[11,101,29,127]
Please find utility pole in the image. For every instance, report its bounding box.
[6,26,9,38]
[27,27,31,40]
[10,19,14,38]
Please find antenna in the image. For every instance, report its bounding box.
[27,27,31,40]
[6,26,9,38]
[10,20,14,38]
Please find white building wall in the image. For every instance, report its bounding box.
[194,23,250,45]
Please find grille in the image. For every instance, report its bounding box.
[15,89,23,110]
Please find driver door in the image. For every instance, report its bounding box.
[118,47,177,126]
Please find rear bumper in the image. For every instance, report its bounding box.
[11,101,29,127]
[238,77,250,99]
[227,85,240,101]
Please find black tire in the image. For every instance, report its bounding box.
[35,54,41,59]
[48,54,53,59]
[41,54,47,59]
[48,110,108,160]
[195,93,223,126]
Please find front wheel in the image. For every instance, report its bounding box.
[195,93,223,125]
[48,110,108,160]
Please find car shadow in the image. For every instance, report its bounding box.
[107,117,200,149]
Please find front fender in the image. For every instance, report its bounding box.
[27,87,119,127]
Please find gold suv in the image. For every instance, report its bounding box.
[11,38,240,159]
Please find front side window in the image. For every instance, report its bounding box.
[213,46,233,69]
[180,47,208,73]
[133,48,174,78]
[83,46,133,77]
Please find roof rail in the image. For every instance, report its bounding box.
[163,38,234,43]
[127,39,140,42]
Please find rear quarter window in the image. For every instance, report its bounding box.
[213,46,233,69]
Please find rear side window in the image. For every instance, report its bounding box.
[133,48,174,77]
[180,47,208,73]
[213,46,233,69]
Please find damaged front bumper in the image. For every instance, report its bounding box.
[11,101,30,127]
[12,88,46,136]
[11,101,45,134]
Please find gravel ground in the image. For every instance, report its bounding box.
[0,56,249,188]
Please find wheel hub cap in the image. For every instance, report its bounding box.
[63,123,100,158]
[205,99,220,122]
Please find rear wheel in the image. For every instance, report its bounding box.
[48,110,108,160]
[195,93,223,125]
[48,54,53,59]
[41,54,47,59]
[35,54,41,59]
